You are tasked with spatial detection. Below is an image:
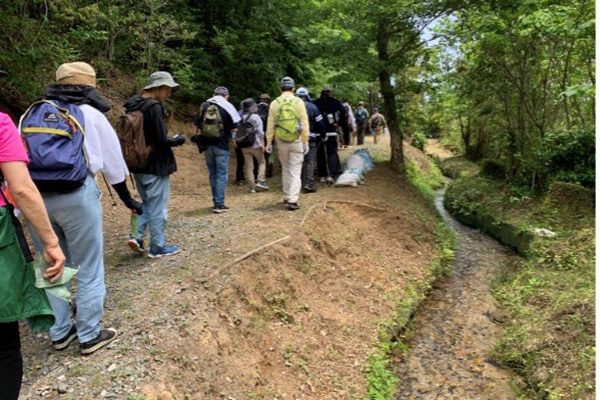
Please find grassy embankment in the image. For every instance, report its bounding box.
[365,145,455,399]
[442,158,595,400]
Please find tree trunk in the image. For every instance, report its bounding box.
[377,23,404,172]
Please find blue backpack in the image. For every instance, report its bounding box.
[19,100,87,192]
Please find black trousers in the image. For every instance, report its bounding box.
[356,122,366,145]
[235,148,245,182]
[317,136,341,178]
[0,322,22,400]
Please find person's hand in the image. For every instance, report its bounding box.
[43,244,65,283]
[172,135,186,146]
[266,143,273,153]
[125,198,143,215]
[303,143,309,155]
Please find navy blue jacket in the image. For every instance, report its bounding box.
[313,91,349,135]
[303,100,326,142]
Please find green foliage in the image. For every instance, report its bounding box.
[365,350,400,400]
[406,160,445,200]
[480,159,506,180]
[410,132,427,151]
[424,0,595,189]
[535,129,595,189]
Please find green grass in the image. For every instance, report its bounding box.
[438,155,480,179]
[405,159,445,200]
[365,220,455,399]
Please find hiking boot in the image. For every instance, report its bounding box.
[303,185,317,193]
[80,328,118,355]
[256,181,269,190]
[320,177,327,183]
[147,245,180,258]
[52,325,77,351]
[213,205,229,213]
[287,203,300,211]
[127,236,144,254]
[326,177,335,186]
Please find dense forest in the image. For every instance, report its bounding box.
[2,0,594,186]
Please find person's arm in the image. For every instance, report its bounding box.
[266,100,278,145]
[296,99,310,144]
[146,103,185,147]
[2,162,65,281]
[254,115,265,150]
[81,106,142,214]
[315,111,326,137]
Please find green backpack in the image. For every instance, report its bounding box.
[199,102,223,138]
[274,96,301,142]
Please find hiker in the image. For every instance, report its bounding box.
[314,88,347,184]
[265,77,309,211]
[23,62,142,355]
[369,106,388,144]
[124,71,185,258]
[194,86,240,213]
[257,93,273,178]
[0,99,67,399]
[342,99,356,147]
[296,87,325,193]
[237,98,269,193]
[355,101,369,145]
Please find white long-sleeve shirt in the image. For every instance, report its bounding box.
[79,104,129,185]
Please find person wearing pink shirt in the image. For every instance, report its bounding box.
[0,105,66,399]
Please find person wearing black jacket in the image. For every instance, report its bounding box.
[313,88,348,184]
[296,88,325,193]
[125,71,185,258]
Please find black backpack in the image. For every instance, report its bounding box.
[257,103,269,127]
[235,114,257,148]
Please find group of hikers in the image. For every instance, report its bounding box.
[0,62,387,399]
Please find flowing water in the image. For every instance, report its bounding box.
[395,187,519,400]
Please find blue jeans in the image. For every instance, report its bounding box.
[204,145,229,207]
[133,174,171,253]
[30,175,105,343]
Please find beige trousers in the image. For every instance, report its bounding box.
[241,147,266,187]
[276,139,304,203]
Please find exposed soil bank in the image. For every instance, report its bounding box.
[18,138,448,399]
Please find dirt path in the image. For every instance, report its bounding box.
[393,188,519,400]
[425,139,454,160]
[18,136,445,399]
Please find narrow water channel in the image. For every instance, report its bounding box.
[395,187,519,400]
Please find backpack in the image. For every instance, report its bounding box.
[356,108,367,124]
[235,114,257,149]
[116,100,158,170]
[199,102,223,138]
[257,103,269,127]
[371,115,383,129]
[19,100,87,192]
[274,96,301,142]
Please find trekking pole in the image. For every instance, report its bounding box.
[101,174,117,207]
